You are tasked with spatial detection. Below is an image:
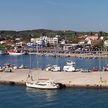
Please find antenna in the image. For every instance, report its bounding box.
[28,53,32,76]
[36,46,39,68]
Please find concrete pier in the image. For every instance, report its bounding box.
[0,69,108,88]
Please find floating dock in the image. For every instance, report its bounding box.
[0,69,108,88]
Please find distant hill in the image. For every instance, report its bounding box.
[0,29,106,41]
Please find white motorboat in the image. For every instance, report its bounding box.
[66,60,75,65]
[63,60,75,72]
[26,77,59,89]
[45,65,52,71]
[51,65,60,72]
[19,64,27,69]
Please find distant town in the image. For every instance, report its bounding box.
[0,29,108,54]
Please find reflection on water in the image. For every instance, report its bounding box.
[1,85,108,108]
[1,54,108,70]
[26,87,58,102]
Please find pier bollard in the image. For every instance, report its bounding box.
[104,80,106,83]
[69,80,71,84]
[99,79,103,83]
[99,77,103,83]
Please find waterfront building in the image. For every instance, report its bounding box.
[104,40,108,47]
[85,34,99,41]
[31,36,58,46]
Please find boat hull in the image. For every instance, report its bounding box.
[8,52,25,55]
[26,82,59,89]
[63,65,75,72]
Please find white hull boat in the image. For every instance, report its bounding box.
[8,51,25,55]
[26,80,59,89]
[26,54,59,89]
[63,60,75,72]
[51,65,60,72]
[8,47,25,55]
[63,65,75,72]
[66,60,75,65]
[45,65,52,71]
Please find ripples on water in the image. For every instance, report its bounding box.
[0,54,108,70]
[0,55,108,108]
[0,85,108,108]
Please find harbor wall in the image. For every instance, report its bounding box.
[0,69,108,88]
[29,52,108,59]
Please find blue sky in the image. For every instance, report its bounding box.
[0,0,108,31]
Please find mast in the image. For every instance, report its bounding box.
[27,53,32,81]
[99,48,102,82]
[36,45,39,81]
[36,45,39,68]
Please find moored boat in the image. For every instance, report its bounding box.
[8,51,25,55]
[51,65,61,72]
[63,60,75,72]
[26,54,60,89]
[8,47,25,55]
[26,77,59,89]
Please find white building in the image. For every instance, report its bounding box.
[31,36,58,45]
[48,37,58,45]
[27,42,34,46]
[104,40,108,47]
[61,40,66,45]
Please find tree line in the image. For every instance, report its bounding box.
[0,29,108,43]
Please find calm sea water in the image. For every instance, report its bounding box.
[0,85,108,108]
[0,55,108,108]
[0,54,108,70]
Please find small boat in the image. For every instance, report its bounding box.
[45,65,52,71]
[63,60,75,72]
[26,77,59,89]
[8,50,25,56]
[51,65,60,72]
[66,60,75,65]
[4,68,12,72]
[8,47,25,56]
[19,64,27,69]
[26,54,60,89]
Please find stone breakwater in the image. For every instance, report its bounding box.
[29,52,108,59]
[0,69,108,88]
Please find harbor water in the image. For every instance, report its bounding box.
[0,55,108,108]
[0,84,108,108]
[0,54,108,70]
